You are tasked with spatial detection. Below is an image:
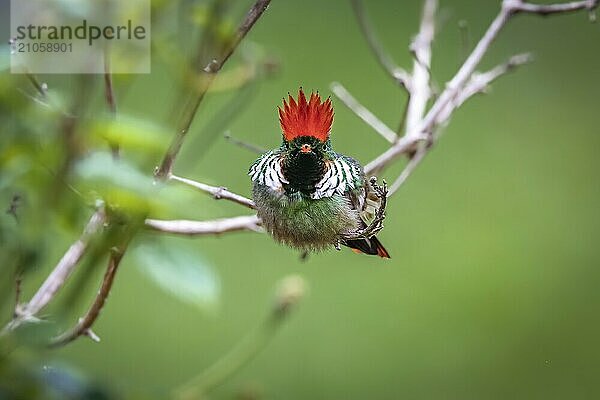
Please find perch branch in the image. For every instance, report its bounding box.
[49,244,128,347]
[155,0,272,179]
[170,174,256,210]
[145,215,262,236]
[330,82,398,143]
[1,207,106,335]
[350,0,411,89]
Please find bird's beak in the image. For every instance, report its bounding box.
[300,144,312,153]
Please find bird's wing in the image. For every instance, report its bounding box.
[335,156,390,258]
[329,155,382,228]
[248,151,288,192]
[312,155,363,200]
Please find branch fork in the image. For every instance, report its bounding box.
[346,0,597,193]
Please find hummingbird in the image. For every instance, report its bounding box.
[249,88,390,258]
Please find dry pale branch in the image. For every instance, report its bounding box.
[436,53,533,126]
[330,82,398,143]
[363,0,598,179]
[155,0,272,179]
[170,174,256,210]
[509,0,598,15]
[405,0,437,136]
[388,147,428,196]
[350,0,411,89]
[145,215,262,236]
[387,53,532,196]
[364,133,428,176]
[1,207,106,335]
[49,245,128,347]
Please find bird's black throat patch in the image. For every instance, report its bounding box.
[282,136,327,196]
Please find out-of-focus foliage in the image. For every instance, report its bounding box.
[132,238,220,311]
[1,0,600,399]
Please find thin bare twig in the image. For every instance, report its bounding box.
[103,56,116,116]
[405,0,437,136]
[49,245,128,347]
[14,273,23,316]
[170,174,256,210]
[224,131,266,154]
[6,194,25,317]
[155,0,273,179]
[364,133,428,175]
[104,50,119,158]
[145,215,262,236]
[19,70,75,118]
[350,0,411,89]
[436,53,533,125]
[25,71,47,99]
[330,82,398,143]
[388,146,428,196]
[458,19,470,60]
[1,207,106,335]
[6,193,21,222]
[510,0,598,15]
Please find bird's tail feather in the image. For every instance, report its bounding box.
[344,236,390,259]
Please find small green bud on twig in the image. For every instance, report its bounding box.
[272,275,307,318]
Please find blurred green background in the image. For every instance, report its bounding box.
[1,0,600,399]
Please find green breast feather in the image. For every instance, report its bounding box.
[252,183,361,251]
[250,152,365,251]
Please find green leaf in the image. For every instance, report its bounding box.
[76,151,152,194]
[74,151,155,212]
[88,115,169,154]
[132,240,220,311]
[74,151,214,218]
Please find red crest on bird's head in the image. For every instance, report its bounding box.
[278,88,333,143]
